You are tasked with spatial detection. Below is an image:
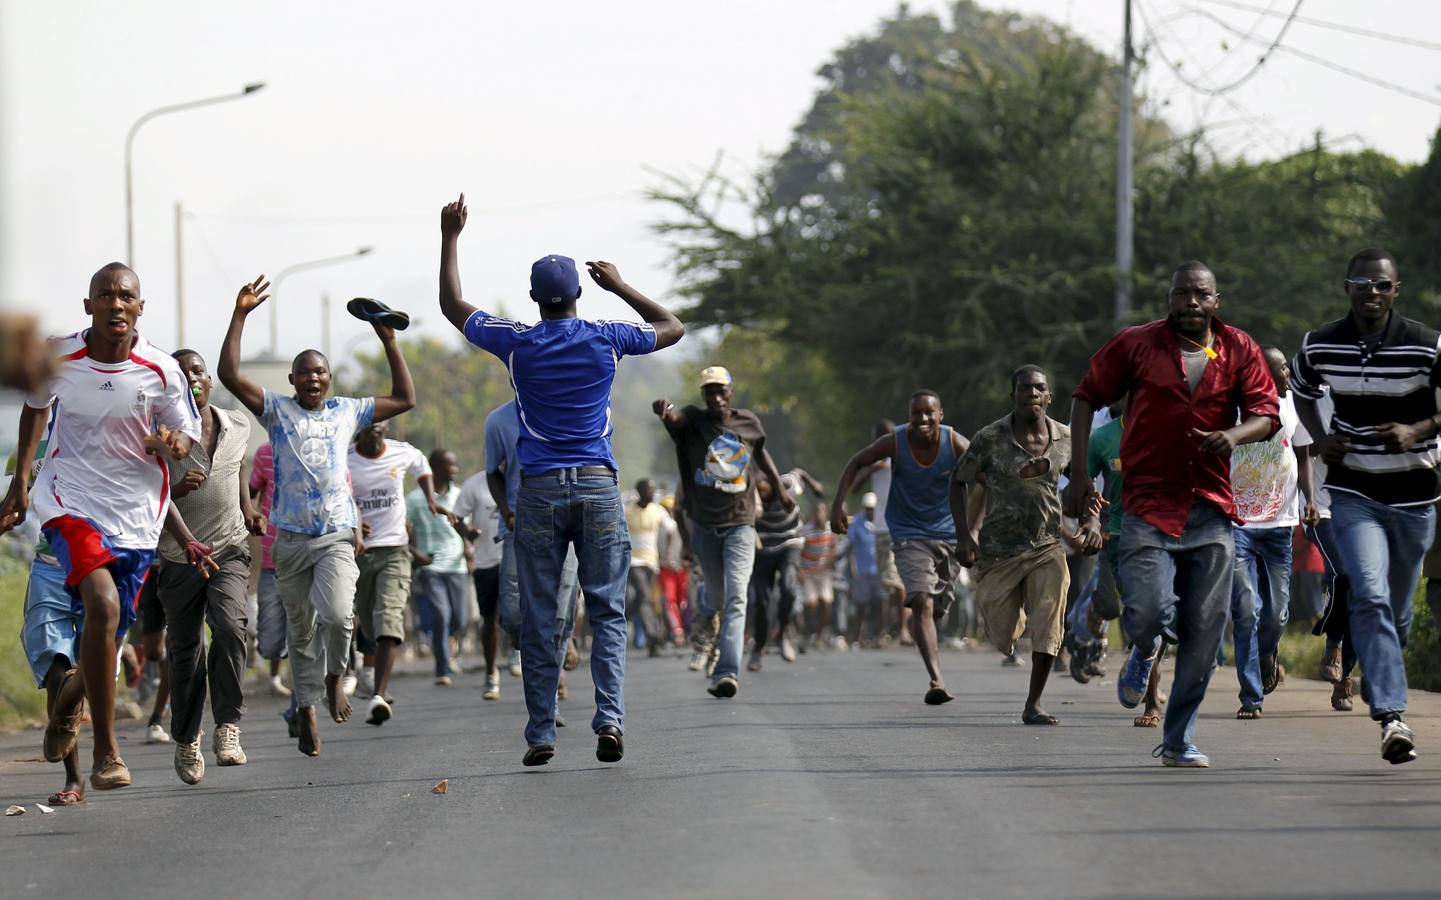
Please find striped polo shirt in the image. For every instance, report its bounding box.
[1291,311,1441,507]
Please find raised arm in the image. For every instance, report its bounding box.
[829,434,896,535]
[370,323,416,423]
[219,275,271,417]
[0,403,50,535]
[756,447,793,511]
[652,398,685,430]
[439,193,478,333]
[587,262,685,350]
[792,467,825,498]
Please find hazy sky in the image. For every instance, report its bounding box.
[3,0,1439,361]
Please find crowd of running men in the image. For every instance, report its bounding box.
[0,196,1431,804]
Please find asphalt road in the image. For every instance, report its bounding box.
[2,644,1439,900]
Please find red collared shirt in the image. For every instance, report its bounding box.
[1074,318,1279,537]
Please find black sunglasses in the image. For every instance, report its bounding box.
[1345,277,1398,292]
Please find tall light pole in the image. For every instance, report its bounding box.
[125,82,265,268]
[267,247,374,358]
[1115,0,1134,325]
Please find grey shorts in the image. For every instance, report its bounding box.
[895,539,962,614]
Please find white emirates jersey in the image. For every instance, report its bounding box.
[26,331,201,549]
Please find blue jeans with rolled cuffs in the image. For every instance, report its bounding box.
[1117,503,1233,753]
[514,470,629,748]
[1326,491,1434,720]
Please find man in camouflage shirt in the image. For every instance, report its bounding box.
[950,365,1102,725]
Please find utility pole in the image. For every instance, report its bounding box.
[321,291,331,361]
[174,200,186,348]
[1115,0,1134,325]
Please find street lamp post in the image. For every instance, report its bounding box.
[267,247,374,358]
[124,82,265,268]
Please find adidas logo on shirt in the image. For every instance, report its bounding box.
[99,381,115,391]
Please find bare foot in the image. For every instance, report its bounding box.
[325,674,352,723]
[297,706,322,756]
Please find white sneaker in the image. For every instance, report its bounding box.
[705,646,720,679]
[175,738,205,784]
[687,650,706,672]
[832,635,849,651]
[779,637,798,663]
[212,723,247,766]
[483,672,501,701]
[146,723,172,744]
[366,694,392,726]
[508,650,522,678]
[355,667,376,700]
[340,672,358,697]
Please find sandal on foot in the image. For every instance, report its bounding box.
[923,687,954,706]
[1236,705,1262,720]
[47,789,83,806]
[1022,709,1059,725]
[1133,711,1161,728]
[89,756,131,790]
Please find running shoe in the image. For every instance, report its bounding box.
[146,722,172,745]
[1085,639,1109,678]
[175,738,205,784]
[1117,646,1158,709]
[269,675,292,698]
[435,675,454,687]
[707,675,738,698]
[508,650,522,678]
[1331,679,1354,712]
[780,637,797,663]
[213,723,247,765]
[1381,718,1417,765]
[1001,652,1024,668]
[705,645,720,679]
[483,672,501,701]
[687,650,707,672]
[366,695,392,726]
[1068,644,1092,684]
[1155,744,1210,768]
[833,635,850,651]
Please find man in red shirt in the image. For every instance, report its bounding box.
[1066,261,1278,768]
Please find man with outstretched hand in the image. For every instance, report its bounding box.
[219,275,416,757]
[439,193,684,767]
[0,262,202,791]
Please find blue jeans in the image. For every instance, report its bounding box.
[417,569,469,678]
[691,524,757,683]
[1326,492,1435,719]
[514,471,629,747]
[1229,525,1293,708]
[1117,504,1233,753]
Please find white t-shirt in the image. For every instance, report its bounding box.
[453,472,504,570]
[1232,392,1313,528]
[348,440,430,549]
[27,331,201,549]
[1313,390,1335,519]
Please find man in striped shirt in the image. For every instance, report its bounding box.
[1292,247,1441,765]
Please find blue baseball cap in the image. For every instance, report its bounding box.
[530,255,581,305]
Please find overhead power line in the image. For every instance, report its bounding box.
[1201,0,1441,53]
[1136,0,1304,97]
[1168,6,1441,108]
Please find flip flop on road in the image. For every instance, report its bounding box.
[1022,709,1059,726]
[47,789,83,806]
[1133,711,1161,728]
[923,687,954,706]
[346,298,410,331]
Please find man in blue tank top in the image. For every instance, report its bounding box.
[831,390,969,704]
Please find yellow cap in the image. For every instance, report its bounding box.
[699,365,732,388]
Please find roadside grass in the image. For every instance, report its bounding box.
[0,560,47,729]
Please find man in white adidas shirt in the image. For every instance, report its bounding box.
[348,421,439,725]
[0,262,202,791]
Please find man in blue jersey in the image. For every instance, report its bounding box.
[830,391,970,704]
[439,193,684,767]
